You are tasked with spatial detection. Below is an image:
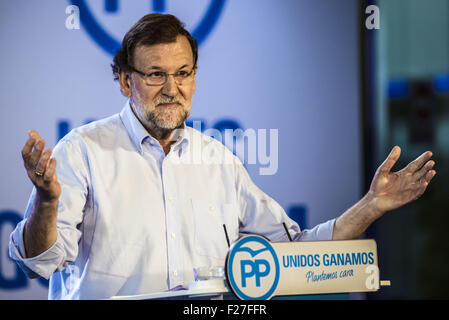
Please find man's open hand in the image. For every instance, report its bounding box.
[21,130,61,203]
[369,146,436,214]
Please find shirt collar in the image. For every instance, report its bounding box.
[120,99,190,155]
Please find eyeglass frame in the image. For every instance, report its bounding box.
[129,64,197,86]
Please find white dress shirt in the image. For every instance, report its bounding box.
[9,100,335,299]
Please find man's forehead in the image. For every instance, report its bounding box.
[133,36,194,68]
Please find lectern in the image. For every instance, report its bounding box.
[109,235,386,300]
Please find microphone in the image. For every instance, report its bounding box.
[283,222,293,242]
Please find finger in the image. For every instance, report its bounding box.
[34,148,52,176]
[405,151,433,174]
[29,139,46,168]
[22,129,42,162]
[21,136,37,161]
[416,170,436,193]
[412,160,435,181]
[42,158,56,183]
[424,169,436,183]
[413,171,435,201]
[28,129,41,140]
[378,146,401,173]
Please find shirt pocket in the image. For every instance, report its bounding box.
[191,199,239,259]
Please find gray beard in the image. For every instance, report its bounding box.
[143,107,189,140]
[146,106,189,130]
[130,98,190,140]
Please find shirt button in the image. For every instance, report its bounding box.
[173,270,178,276]
[209,205,215,212]
[168,195,173,201]
[171,233,176,239]
[149,140,155,145]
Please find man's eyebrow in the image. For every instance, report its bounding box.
[147,66,163,70]
[147,64,190,70]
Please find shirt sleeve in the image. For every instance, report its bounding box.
[234,158,335,242]
[8,134,89,279]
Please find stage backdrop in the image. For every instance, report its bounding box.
[0,0,361,299]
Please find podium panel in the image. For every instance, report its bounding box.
[110,236,384,301]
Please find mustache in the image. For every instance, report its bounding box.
[154,96,185,106]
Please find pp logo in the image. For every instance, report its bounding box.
[69,0,227,56]
[226,235,280,300]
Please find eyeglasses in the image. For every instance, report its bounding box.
[130,65,196,86]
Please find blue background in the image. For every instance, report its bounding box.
[0,0,361,299]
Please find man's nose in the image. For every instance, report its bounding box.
[161,74,179,98]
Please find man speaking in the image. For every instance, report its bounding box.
[9,14,436,299]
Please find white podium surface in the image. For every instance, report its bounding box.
[109,279,230,300]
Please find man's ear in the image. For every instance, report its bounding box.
[118,70,132,97]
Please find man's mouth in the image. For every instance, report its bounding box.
[158,102,180,108]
